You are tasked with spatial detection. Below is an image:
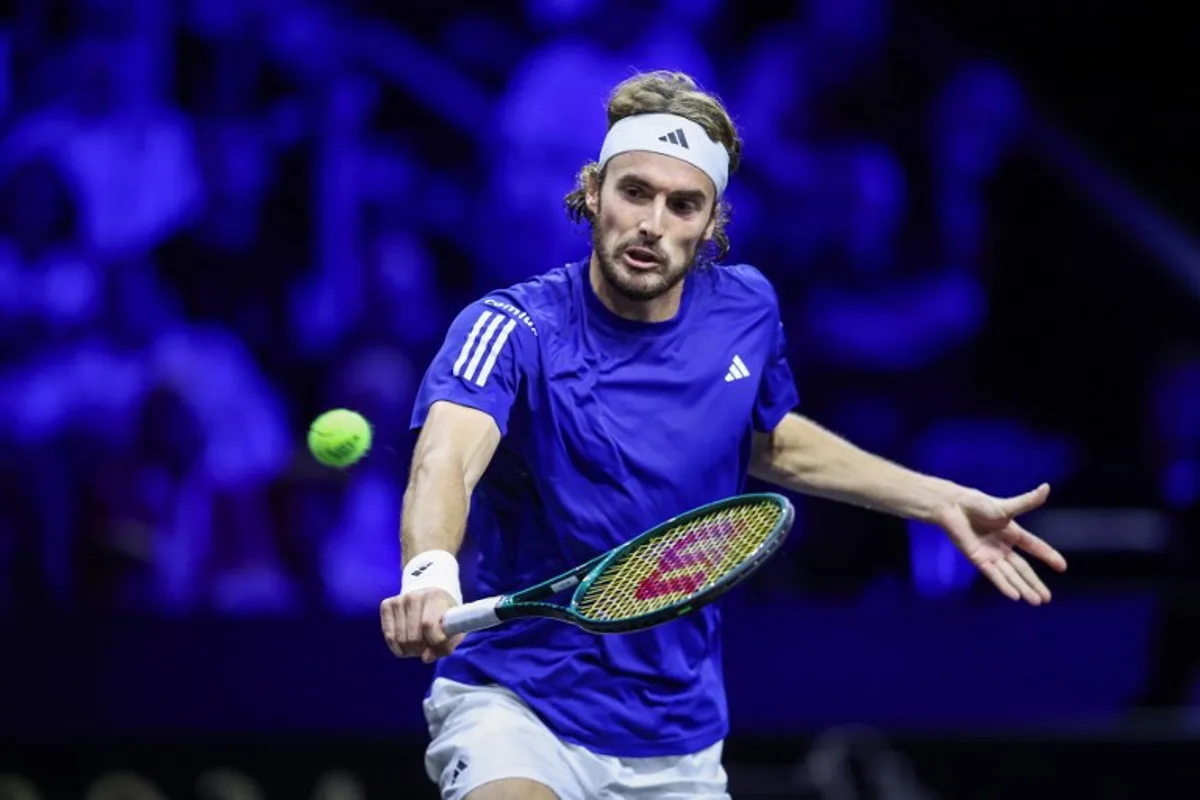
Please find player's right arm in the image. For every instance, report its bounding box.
[382,401,500,661]
[380,295,538,662]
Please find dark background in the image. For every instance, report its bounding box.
[1,0,1198,797]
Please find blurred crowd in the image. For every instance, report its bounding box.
[0,767,370,800]
[0,0,1194,618]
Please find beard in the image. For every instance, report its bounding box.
[592,225,698,303]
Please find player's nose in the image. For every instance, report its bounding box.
[637,201,667,239]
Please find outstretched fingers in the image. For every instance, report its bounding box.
[979,562,1021,602]
[1008,522,1067,572]
[1006,552,1051,603]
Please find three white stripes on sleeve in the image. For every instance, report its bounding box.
[453,311,519,387]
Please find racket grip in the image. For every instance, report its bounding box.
[442,596,502,637]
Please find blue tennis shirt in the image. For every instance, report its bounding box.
[410,258,800,757]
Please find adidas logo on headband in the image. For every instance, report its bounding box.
[658,129,690,149]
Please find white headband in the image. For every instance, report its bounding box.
[598,113,730,197]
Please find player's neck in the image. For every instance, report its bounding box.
[588,253,684,324]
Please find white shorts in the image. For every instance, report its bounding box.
[423,678,730,800]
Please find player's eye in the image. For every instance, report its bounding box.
[670,199,699,215]
[622,185,646,200]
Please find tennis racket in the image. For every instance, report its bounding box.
[441,492,794,637]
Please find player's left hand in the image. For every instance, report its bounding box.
[932,482,1066,605]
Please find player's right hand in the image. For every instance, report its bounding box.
[380,588,464,663]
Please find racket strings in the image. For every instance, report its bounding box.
[575,499,784,622]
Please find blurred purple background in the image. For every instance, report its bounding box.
[0,1,1197,797]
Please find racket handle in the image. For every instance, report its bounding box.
[442,596,502,637]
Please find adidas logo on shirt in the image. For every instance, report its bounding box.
[658,128,690,149]
[725,354,751,383]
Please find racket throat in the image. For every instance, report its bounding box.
[549,575,581,593]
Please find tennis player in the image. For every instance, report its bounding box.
[379,70,1067,800]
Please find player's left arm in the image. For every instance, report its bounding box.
[745,295,957,518]
[749,413,959,521]
[744,286,1065,603]
[749,415,1066,603]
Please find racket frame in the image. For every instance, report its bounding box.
[442,492,794,636]
[569,491,794,632]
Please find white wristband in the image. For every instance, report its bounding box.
[401,550,463,605]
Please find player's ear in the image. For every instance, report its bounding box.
[702,204,718,241]
[585,168,601,216]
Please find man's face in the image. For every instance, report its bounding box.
[587,151,718,302]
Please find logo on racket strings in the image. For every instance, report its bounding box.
[635,521,737,601]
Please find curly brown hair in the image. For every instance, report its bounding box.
[564,70,742,262]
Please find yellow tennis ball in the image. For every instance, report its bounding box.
[308,408,372,468]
